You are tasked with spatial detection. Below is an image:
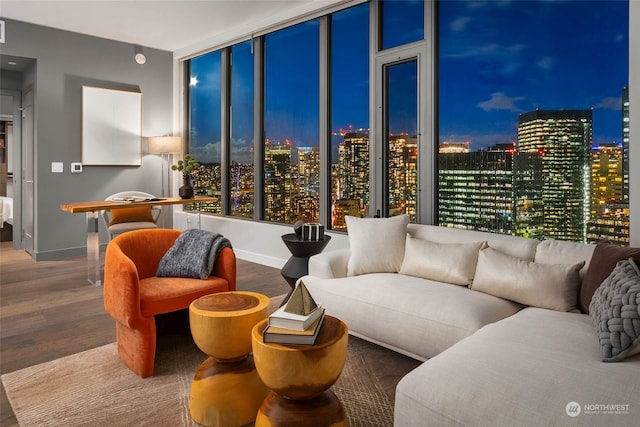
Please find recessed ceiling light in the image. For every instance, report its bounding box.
[135,53,146,65]
[8,61,17,66]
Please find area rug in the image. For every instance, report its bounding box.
[2,296,408,427]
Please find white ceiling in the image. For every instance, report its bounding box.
[0,0,344,52]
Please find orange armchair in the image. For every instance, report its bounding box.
[104,228,236,378]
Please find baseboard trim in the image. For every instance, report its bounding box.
[234,249,286,270]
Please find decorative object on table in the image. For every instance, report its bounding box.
[302,222,324,241]
[293,219,304,235]
[148,135,181,198]
[268,281,323,331]
[171,154,200,199]
[284,280,318,315]
[264,282,325,345]
[263,310,325,345]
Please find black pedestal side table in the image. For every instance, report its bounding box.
[280,233,331,303]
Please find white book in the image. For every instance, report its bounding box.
[268,304,324,331]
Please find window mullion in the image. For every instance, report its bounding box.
[254,36,265,221]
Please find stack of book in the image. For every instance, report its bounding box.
[263,281,325,345]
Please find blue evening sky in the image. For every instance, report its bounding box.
[189,0,628,163]
[439,0,628,150]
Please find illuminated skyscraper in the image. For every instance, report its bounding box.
[264,142,293,223]
[512,151,544,239]
[438,143,514,233]
[516,110,592,242]
[388,135,417,220]
[333,131,369,229]
[586,89,630,245]
[295,146,320,222]
[587,142,628,244]
[298,146,320,197]
[590,143,624,218]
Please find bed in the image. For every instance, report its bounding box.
[1,196,13,241]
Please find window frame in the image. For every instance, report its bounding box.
[178,0,635,245]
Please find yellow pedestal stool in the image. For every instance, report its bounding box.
[189,291,271,427]
[251,315,349,427]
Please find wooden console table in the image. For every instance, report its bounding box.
[61,196,216,286]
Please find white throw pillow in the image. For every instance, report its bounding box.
[471,246,585,312]
[345,215,409,276]
[399,237,485,286]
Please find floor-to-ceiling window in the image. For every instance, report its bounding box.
[437,0,629,244]
[188,50,222,214]
[264,20,320,224]
[183,0,631,245]
[330,3,370,230]
[230,40,255,218]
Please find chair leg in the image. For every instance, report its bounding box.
[115,319,156,378]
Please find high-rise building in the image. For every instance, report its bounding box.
[297,146,320,197]
[294,146,321,222]
[586,89,630,245]
[331,199,361,230]
[334,131,369,217]
[590,143,624,218]
[388,135,417,220]
[264,142,293,223]
[512,151,544,239]
[516,109,592,242]
[587,142,628,244]
[438,143,514,234]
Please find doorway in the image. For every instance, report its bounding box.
[373,44,434,224]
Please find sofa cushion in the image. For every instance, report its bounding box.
[580,242,640,313]
[534,239,593,281]
[399,237,485,286]
[472,246,584,312]
[589,257,640,362]
[395,308,640,427]
[408,223,539,261]
[302,272,522,360]
[345,215,409,276]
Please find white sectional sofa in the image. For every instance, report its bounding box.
[302,216,640,426]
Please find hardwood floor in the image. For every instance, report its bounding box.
[0,241,289,426]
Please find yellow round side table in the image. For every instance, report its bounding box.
[251,315,349,427]
[189,291,271,427]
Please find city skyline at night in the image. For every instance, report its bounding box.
[189,1,628,163]
[186,0,629,243]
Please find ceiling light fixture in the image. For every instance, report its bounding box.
[134,45,146,65]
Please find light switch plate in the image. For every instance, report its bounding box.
[71,162,83,173]
[51,162,63,173]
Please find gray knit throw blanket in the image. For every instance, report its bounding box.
[156,229,232,279]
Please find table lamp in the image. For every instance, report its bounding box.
[148,136,182,197]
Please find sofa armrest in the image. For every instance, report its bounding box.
[308,248,350,279]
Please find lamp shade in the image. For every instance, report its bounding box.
[148,136,182,154]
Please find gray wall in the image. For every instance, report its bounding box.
[0,19,174,259]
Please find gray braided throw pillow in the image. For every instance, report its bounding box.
[589,257,640,362]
